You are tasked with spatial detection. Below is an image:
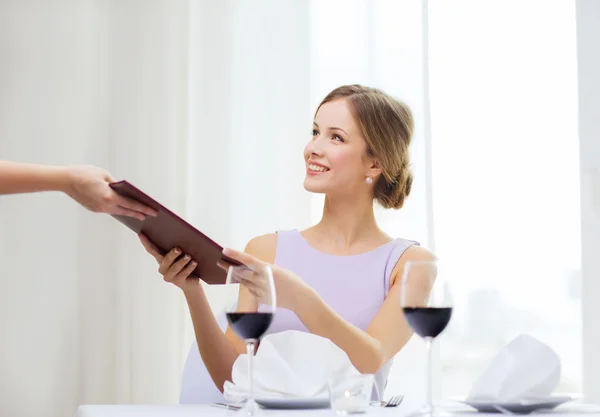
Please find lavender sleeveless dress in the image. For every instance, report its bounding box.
[266,229,419,400]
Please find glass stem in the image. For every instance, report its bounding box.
[425,337,434,412]
[246,340,255,403]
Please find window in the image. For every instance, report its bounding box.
[309,0,581,397]
[429,0,581,396]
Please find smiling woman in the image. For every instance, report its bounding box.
[306,85,414,210]
[140,84,435,401]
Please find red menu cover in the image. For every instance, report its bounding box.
[109,180,241,285]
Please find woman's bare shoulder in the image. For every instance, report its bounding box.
[244,233,278,263]
[389,245,437,287]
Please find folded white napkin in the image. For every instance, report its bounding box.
[467,334,561,402]
[223,330,361,403]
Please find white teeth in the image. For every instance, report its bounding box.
[308,164,329,172]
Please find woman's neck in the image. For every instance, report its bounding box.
[309,193,387,252]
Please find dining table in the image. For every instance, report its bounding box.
[75,404,400,417]
[74,403,600,417]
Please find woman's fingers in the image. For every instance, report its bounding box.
[174,260,198,281]
[109,191,158,217]
[238,277,266,296]
[159,247,183,275]
[165,254,193,280]
[104,172,158,217]
[222,248,263,269]
[109,205,146,221]
[217,260,233,271]
[230,267,254,281]
[136,234,200,291]
[138,233,164,262]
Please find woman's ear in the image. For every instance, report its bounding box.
[366,159,383,180]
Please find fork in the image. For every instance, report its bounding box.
[211,402,243,411]
[371,394,404,407]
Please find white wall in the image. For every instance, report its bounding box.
[576,0,600,404]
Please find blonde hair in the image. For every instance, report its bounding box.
[316,85,414,209]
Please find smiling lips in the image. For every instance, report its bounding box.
[307,162,330,174]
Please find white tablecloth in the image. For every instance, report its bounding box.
[74,405,398,417]
[74,404,600,417]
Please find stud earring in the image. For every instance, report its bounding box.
[366,176,373,185]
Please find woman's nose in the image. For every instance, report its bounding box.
[308,135,325,156]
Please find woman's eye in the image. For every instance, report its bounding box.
[333,134,344,142]
[311,129,319,136]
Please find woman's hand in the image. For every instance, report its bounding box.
[64,165,157,220]
[138,233,201,293]
[0,161,156,220]
[218,248,313,311]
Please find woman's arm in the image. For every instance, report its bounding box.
[183,286,243,392]
[294,245,435,374]
[223,240,435,375]
[0,161,70,195]
[139,233,274,392]
[0,161,156,219]
[187,235,278,391]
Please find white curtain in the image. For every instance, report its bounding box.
[1,1,590,417]
[0,1,314,417]
[185,0,313,249]
[308,0,432,247]
[184,0,315,327]
[576,0,600,403]
[306,0,431,408]
[1,1,191,416]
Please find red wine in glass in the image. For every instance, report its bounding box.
[401,260,453,417]
[225,264,276,416]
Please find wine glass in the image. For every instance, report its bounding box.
[225,264,276,416]
[401,260,453,417]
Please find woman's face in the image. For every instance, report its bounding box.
[303,99,375,196]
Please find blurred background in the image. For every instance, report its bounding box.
[1,1,599,417]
